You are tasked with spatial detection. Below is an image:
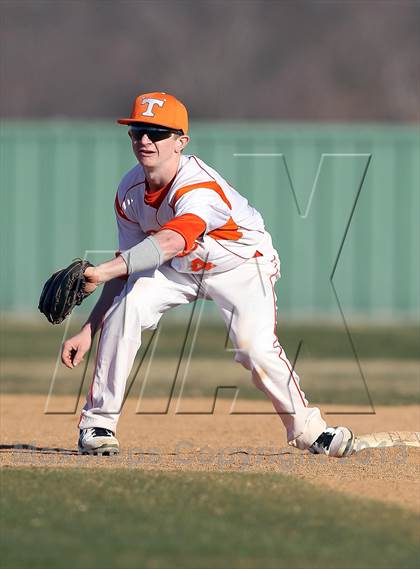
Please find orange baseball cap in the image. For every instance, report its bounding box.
[117,92,188,134]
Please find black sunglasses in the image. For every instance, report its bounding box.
[128,125,183,143]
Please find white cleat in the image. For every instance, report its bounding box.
[78,427,120,456]
[309,427,355,458]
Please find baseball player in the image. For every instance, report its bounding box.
[61,92,355,458]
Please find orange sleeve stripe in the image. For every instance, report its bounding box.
[160,213,207,253]
[208,216,243,241]
[114,193,136,224]
[171,181,232,209]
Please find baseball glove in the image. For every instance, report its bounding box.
[38,259,94,324]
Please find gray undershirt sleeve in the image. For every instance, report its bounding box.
[120,235,165,275]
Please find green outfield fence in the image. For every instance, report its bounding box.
[0,121,418,320]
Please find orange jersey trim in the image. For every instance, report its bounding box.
[144,174,177,210]
[171,181,232,209]
[208,216,243,241]
[171,181,242,241]
[160,213,207,254]
[191,258,216,272]
[115,192,136,224]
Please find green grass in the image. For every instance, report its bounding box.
[1,320,419,404]
[1,357,419,405]
[1,469,419,569]
[1,319,419,360]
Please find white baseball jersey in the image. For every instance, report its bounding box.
[114,154,269,273]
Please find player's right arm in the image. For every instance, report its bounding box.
[61,186,145,369]
[61,277,125,368]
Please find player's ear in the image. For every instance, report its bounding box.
[175,135,189,153]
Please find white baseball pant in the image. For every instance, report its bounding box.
[79,249,327,450]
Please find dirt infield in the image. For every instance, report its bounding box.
[1,395,419,512]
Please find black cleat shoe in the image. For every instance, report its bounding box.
[78,427,120,456]
[309,427,355,457]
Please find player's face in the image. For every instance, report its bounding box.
[128,127,188,167]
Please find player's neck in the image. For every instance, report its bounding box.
[143,156,181,192]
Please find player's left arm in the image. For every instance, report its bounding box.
[84,187,230,288]
[84,229,185,289]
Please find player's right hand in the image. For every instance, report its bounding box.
[61,328,92,369]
